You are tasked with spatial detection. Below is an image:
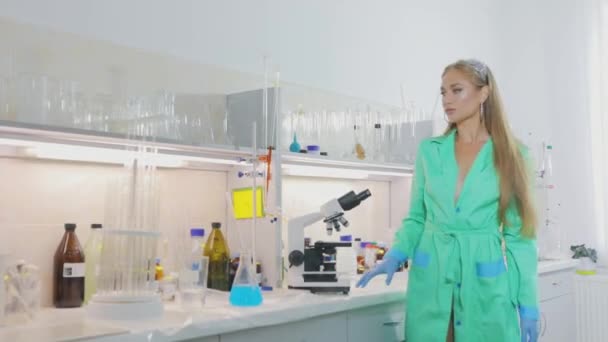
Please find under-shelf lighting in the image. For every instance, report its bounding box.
[282,164,368,179]
[0,138,245,167]
[29,144,185,168]
[281,164,410,180]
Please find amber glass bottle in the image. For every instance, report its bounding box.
[203,222,231,291]
[53,223,85,308]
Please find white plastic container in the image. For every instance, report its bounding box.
[306,145,321,155]
[179,228,209,310]
[336,235,357,285]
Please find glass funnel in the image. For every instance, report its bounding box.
[229,250,263,307]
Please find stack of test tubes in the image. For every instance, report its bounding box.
[87,127,164,320]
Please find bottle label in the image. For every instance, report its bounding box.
[63,263,85,278]
[191,259,201,272]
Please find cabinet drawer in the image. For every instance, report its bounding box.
[221,313,348,342]
[539,270,574,301]
[539,294,576,342]
[347,302,406,342]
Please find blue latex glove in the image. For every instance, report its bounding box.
[355,253,404,288]
[519,307,539,342]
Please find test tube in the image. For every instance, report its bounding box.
[251,122,257,277]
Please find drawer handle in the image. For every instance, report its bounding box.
[540,312,547,337]
[383,321,401,327]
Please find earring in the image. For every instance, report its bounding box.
[480,103,485,122]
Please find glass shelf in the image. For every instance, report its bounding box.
[0,120,415,180]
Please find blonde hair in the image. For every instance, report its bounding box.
[443,60,537,238]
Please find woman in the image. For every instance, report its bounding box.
[357,59,539,342]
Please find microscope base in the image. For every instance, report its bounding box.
[288,285,350,295]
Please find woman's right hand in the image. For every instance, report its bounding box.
[355,255,403,288]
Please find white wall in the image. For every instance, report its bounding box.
[493,0,598,255]
[539,0,596,250]
[0,0,600,255]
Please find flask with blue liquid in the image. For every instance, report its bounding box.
[229,250,263,307]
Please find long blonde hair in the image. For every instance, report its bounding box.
[443,60,536,238]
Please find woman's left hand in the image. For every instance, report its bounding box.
[520,317,538,342]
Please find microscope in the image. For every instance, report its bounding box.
[287,189,371,294]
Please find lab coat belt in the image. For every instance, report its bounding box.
[425,224,501,312]
[424,222,501,235]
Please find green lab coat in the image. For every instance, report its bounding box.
[393,129,538,341]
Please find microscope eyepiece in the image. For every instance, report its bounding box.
[356,189,372,202]
[338,189,372,211]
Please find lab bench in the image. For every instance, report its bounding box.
[0,273,409,342]
[0,260,577,342]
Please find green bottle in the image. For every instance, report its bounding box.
[203,222,231,291]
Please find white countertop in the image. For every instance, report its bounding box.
[0,259,578,342]
[538,258,578,274]
[0,273,409,342]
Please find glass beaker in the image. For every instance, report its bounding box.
[179,256,209,310]
[229,250,263,307]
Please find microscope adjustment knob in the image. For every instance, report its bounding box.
[288,250,305,267]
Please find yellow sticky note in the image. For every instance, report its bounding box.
[232,187,265,219]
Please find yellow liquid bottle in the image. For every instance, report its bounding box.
[203,222,231,291]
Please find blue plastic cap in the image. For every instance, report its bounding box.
[306,145,320,151]
[261,286,273,291]
[190,228,205,237]
[340,235,353,242]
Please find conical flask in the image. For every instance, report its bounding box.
[229,250,263,307]
[289,133,301,152]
